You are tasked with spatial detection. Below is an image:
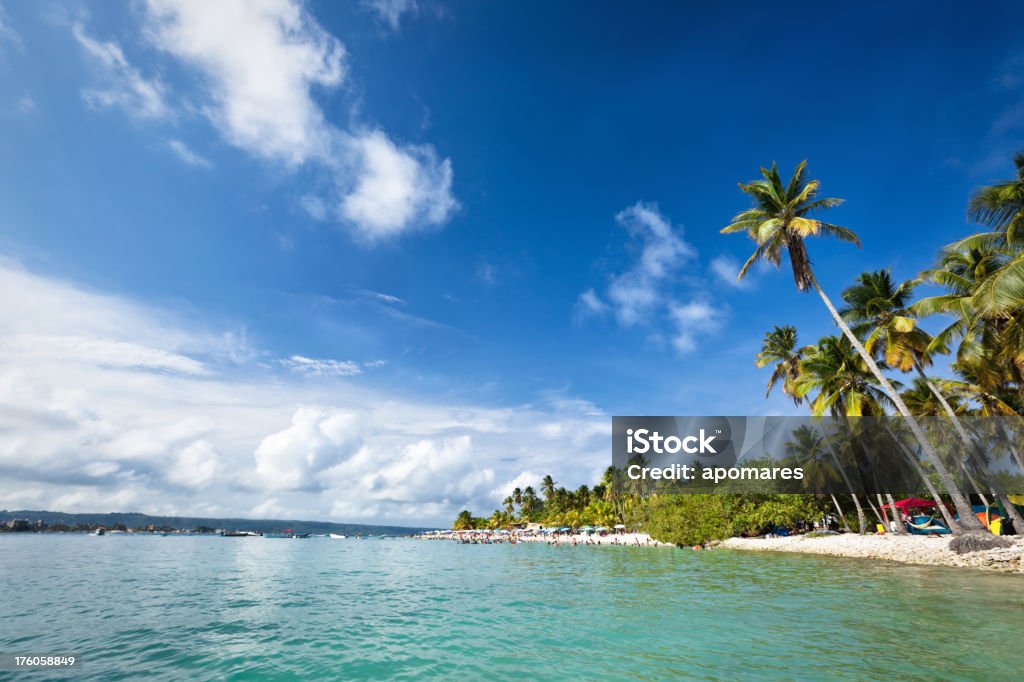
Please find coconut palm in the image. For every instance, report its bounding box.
[541,475,556,503]
[756,325,804,404]
[521,486,540,516]
[724,161,984,530]
[453,510,473,531]
[968,150,1024,245]
[784,425,851,531]
[502,496,514,515]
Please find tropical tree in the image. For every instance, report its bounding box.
[453,510,473,531]
[541,475,556,503]
[756,325,804,404]
[512,487,523,508]
[784,425,851,531]
[968,150,1024,243]
[723,161,984,530]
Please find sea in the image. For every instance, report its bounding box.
[2,534,1023,680]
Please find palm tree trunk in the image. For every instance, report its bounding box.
[830,494,852,532]
[864,494,885,527]
[850,494,868,534]
[915,364,1024,534]
[885,493,908,534]
[810,273,984,532]
[883,424,961,532]
[820,434,867,532]
[876,494,891,531]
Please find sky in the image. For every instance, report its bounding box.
[0,0,1022,527]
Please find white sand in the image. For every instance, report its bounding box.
[719,534,1024,573]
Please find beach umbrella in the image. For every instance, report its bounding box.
[614,524,626,529]
[559,526,571,532]
[595,526,607,531]
[580,525,595,532]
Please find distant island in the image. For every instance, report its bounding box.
[0,510,428,536]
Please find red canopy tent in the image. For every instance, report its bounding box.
[880,497,938,510]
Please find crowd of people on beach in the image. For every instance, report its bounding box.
[417,528,669,547]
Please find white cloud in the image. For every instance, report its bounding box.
[579,202,724,353]
[0,258,609,526]
[167,138,212,168]
[281,355,363,377]
[167,440,223,488]
[340,130,456,240]
[70,1,455,241]
[145,0,344,165]
[709,254,749,289]
[606,202,695,325]
[73,23,169,119]
[137,0,456,240]
[361,0,419,32]
[668,300,721,354]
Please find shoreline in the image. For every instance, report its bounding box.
[718,534,1024,573]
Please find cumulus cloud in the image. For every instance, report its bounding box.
[73,23,169,119]
[0,258,608,526]
[340,130,456,239]
[73,0,456,241]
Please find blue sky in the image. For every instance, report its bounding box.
[0,1,1022,525]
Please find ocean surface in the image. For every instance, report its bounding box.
[2,535,1023,680]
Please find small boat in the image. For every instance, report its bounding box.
[221,530,261,537]
[329,533,347,539]
[292,532,312,539]
[92,528,105,536]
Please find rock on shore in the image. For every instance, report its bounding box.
[718,534,1024,573]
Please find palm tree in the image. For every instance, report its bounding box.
[958,152,1024,317]
[512,487,523,508]
[756,325,804,403]
[784,425,851,531]
[521,486,540,516]
[795,336,894,417]
[968,150,1024,245]
[724,161,984,531]
[502,496,514,515]
[453,510,473,531]
[541,475,556,503]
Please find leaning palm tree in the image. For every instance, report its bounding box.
[784,425,851,532]
[756,325,804,404]
[724,161,984,531]
[840,270,999,494]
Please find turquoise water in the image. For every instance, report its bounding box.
[2,536,1023,680]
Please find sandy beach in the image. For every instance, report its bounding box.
[719,534,1024,573]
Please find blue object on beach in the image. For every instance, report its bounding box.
[905,515,951,535]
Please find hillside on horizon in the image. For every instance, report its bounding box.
[0,510,430,535]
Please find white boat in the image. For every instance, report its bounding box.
[329,533,347,539]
